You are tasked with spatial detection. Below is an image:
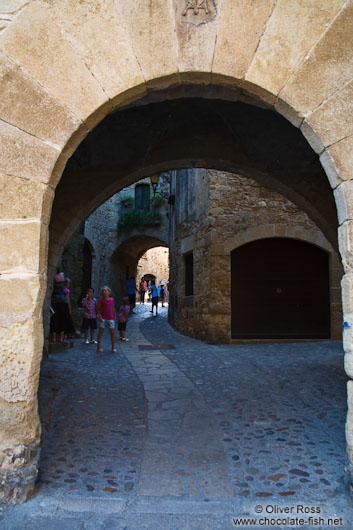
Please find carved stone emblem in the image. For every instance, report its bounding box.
[182,0,209,16]
[179,0,217,26]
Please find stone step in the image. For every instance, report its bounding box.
[47,341,74,354]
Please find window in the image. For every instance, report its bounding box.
[135,184,150,211]
[184,252,194,296]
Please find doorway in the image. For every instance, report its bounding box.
[231,238,330,339]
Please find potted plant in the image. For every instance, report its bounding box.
[121,195,134,208]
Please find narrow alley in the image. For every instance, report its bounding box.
[2,305,352,529]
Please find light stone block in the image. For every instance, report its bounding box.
[320,149,342,189]
[334,181,353,225]
[300,120,325,154]
[0,3,109,125]
[343,313,353,355]
[0,396,40,447]
[0,318,43,404]
[0,276,45,325]
[0,1,28,14]
[247,0,345,96]
[181,235,195,254]
[341,273,353,316]
[326,135,353,184]
[0,221,46,274]
[0,120,60,185]
[115,0,179,87]
[347,382,353,448]
[304,81,353,149]
[338,222,353,272]
[275,98,303,128]
[175,1,217,77]
[213,0,276,81]
[0,176,54,225]
[345,353,353,379]
[44,0,146,104]
[279,2,353,116]
[0,52,82,148]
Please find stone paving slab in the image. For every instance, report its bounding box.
[140,307,351,504]
[2,303,353,529]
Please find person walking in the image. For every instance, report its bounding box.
[149,280,159,316]
[159,283,166,307]
[118,296,130,341]
[81,288,98,344]
[139,277,147,304]
[96,286,117,353]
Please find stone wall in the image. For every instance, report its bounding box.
[61,175,170,316]
[169,169,343,343]
[136,246,169,296]
[60,226,85,329]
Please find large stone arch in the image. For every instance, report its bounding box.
[0,0,352,503]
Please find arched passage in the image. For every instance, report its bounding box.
[110,236,168,307]
[1,0,352,503]
[231,238,330,339]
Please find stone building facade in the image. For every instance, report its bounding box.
[1,0,353,505]
[61,175,170,325]
[169,169,343,343]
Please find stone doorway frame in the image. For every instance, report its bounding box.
[212,224,343,342]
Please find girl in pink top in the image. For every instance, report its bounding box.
[96,286,117,353]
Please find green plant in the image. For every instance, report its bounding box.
[121,195,134,207]
[117,209,161,235]
[151,193,163,209]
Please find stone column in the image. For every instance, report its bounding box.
[0,184,50,504]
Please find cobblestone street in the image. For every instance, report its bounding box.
[2,304,353,529]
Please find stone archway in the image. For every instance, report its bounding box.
[214,224,343,342]
[110,236,168,308]
[0,0,352,503]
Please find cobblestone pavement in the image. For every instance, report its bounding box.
[2,303,353,529]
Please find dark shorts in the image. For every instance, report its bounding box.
[152,296,159,306]
[82,318,97,330]
[118,321,127,331]
[128,294,136,306]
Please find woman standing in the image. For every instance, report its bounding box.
[139,277,147,304]
[50,269,68,342]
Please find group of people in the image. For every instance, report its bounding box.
[50,272,167,353]
[138,277,167,308]
[81,286,130,352]
[127,276,167,317]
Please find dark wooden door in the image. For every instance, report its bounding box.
[231,238,330,339]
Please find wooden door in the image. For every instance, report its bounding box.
[231,238,330,339]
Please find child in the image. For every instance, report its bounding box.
[81,288,97,345]
[118,296,130,341]
[149,280,159,316]
[96,286,117,353]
